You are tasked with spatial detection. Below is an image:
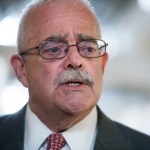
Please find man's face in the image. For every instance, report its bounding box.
[20,2,108,116]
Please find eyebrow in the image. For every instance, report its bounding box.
[43,33,96,43]
[44,34,67,42]
[77,34,96,41]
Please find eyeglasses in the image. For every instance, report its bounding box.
[19,39,108,59]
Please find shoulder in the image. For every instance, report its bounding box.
[96,106,150,150]
[0,105,26,126]
[0,105,27,149]
[0,114,12,126]
[116,121,150,146]
[0,104,27,136]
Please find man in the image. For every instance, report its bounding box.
[0,0,150,149]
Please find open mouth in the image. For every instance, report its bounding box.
[66,82,82,87]
[62,80,85,87]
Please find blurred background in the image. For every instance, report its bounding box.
[0,0,150,135]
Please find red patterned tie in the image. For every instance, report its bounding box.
[47,133,66,150]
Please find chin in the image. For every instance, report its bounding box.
[60,98,96,115]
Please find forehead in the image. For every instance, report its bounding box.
[25,1,100,45]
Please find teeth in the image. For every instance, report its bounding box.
[68,83,81,86]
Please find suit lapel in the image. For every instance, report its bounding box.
[0,104,135,150]
[93,106,133,150]
[0,105,27,150]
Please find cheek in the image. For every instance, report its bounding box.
[90,60,104,97]
[89,59,103,79]
[26,60,57,91]
[37,64,57,87]
[27,63,60,104]
[95,62,103,83]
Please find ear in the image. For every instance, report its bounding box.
[10,54,29,87]
[101,53,108,74]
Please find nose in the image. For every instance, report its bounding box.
[63,45,83,70]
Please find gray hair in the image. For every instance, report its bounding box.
[17,0,100,53]
[54,69,94,87]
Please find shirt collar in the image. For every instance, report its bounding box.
[62,107,97,150]
[24,105,97,150]
[24,105,52,150]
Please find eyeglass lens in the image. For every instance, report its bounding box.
[39,40,106,59]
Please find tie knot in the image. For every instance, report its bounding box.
[47,133,66,150]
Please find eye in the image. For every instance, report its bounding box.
[40,46,61,59]
[40,41,68,59]
[41,41,64,54]
[46,47,59,53]
[86,47,95,53]
[80,44,97,53]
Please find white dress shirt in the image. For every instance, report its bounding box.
[24,105,97,150]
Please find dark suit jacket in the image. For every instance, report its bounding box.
[0,104,150,150]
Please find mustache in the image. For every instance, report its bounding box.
[54,69,94,87]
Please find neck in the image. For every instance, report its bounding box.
[29,102,92,133]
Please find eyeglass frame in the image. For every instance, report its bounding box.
[19,38,108,60]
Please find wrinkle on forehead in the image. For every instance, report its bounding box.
[42,33,98,43]
[17,0,101,52]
